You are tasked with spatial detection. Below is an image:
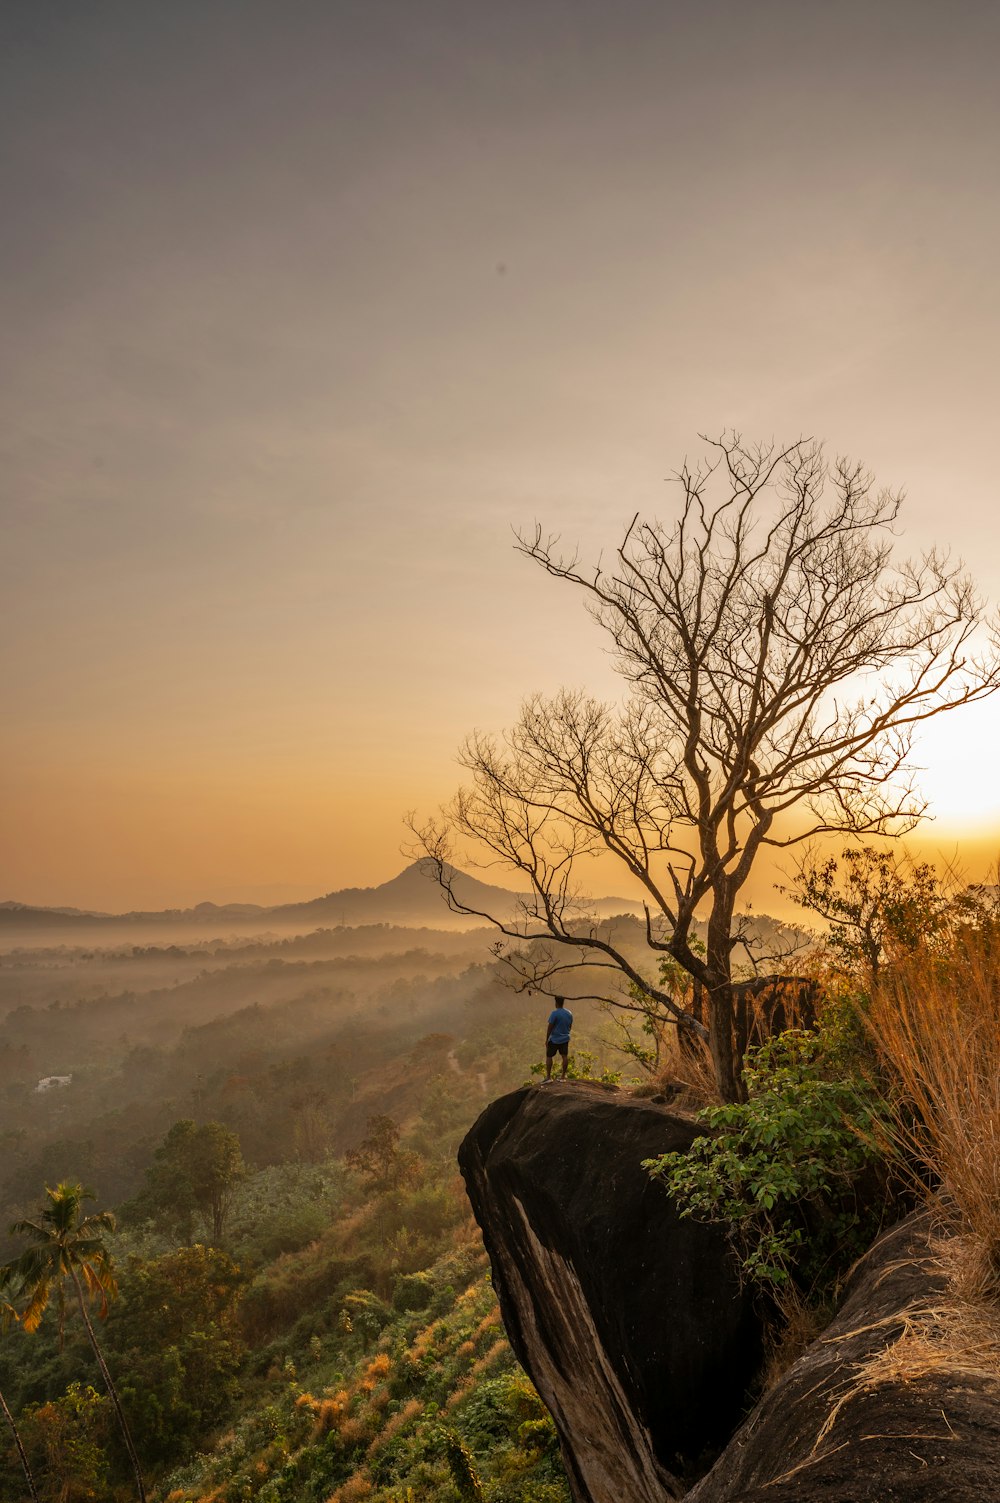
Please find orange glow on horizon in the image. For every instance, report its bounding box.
[5,6,1000,916]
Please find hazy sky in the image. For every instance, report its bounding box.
[5,0,1000,910]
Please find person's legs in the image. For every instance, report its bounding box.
[560,1043,569,1078]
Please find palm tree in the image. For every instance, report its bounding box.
[5,1182,147,1503]
[0,1277,39,1503]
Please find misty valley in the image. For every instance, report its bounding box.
[0,864,660,1502]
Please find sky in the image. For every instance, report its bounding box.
[4,0,1000,911]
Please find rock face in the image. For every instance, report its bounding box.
[461,1084,1000,1503]
[687,1213,1000,1503]
[457,1083,764,1503]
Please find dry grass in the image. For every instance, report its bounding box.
[338,1416,366,1448]
[303,1389,350,1438]
[760,1286,833,1391]
[656,1034,721,1112]
[358,1352,392,1392]
[324,1476,373,1503]
[828,1239,1000,1393]
[869,933,1000,1293]
[760,1238,1000,1488]
[472,1309,502,1342]
[763,933,1000,1466]
[798,1242,1000,1471]
[367,1398,423,1456]
[799,930,1000,1455]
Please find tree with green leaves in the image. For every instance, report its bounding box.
[4,1182,147,1503]
[786,844,999,986]
[107,1245,245,1464]
[134,1119,244,1244]
[644,1027,888,1297]
[346,1114,401,1187]
[17,1382,110,1503]
[0,1276,39,1503]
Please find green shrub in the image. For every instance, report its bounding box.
[393,1270,434,1312]
[644,1026,890,1295]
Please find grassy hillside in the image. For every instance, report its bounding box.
[0,927,625,1502]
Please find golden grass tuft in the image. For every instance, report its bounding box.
[311,1395,350,1438]
[445,1376,473,1410]
[338,1416,367,1447]
[657,1034,720,1112]
[472,1310,502,1341]
[367,1398,423,1456]
[469,1337,508,1375]
[870,934,1000,1294]
[324,1475,373,1503]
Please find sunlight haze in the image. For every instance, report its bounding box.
[4,0,1000,911]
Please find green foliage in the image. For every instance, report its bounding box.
[0,938,581,1502]
[339,1288,392,1345]
[392,1271,434,1313]
[113,1244,244,1348]
[645,1026,889,1294]
[785,847,947,981]
[3,1181,149,1502]
[442,1428,486,1501]
[458,1370,558,1453]
[225,1160,344,1268]
[17,1382,110,1503]
[131,1118,245,1244]
[154,1248,563,1503]
[345,1115,407,1189]
[104,1245,245,1463]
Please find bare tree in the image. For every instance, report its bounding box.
[411,435,1000,1101]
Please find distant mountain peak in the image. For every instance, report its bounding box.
[0,864,645,938]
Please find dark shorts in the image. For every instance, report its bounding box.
[546,1040,569,1058]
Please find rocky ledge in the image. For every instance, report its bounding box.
[459,1082,1000,1503]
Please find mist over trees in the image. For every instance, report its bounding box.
[0,898,599,1500]
[413,435,1000,1101]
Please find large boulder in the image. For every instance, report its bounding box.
[458,1082,765,1503]
[687,1212,1000,1503]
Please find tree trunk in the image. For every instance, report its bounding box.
[707,980,745,1103]
[705,897,746,1104]
[1,1386,39,1503]
[70,1268,147,1503]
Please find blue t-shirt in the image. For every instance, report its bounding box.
[547,1007,573,1045]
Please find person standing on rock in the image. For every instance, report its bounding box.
[543,998,573,1081]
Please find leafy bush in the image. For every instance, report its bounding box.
[393,1271,434,1313]
[645,1026,890,1294]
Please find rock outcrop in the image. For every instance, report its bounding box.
[687,1212,1000,1503]
[460,1084,1000,1503]
[458,1082,764,1502]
